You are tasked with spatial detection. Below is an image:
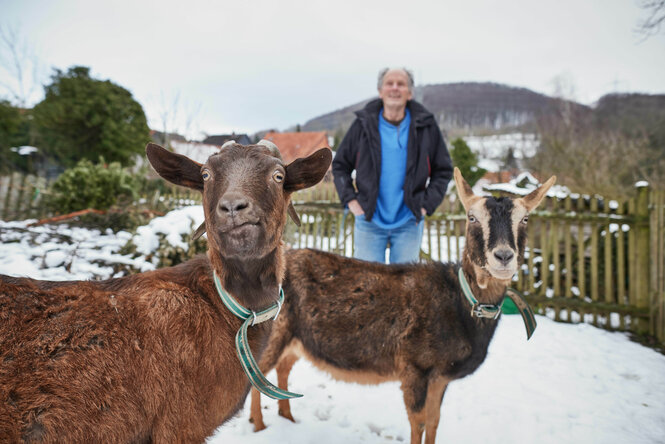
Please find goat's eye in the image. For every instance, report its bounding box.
[522,215,529,224]
[468,215,477,223]
[202,169,211,181]
[272,170,284,183]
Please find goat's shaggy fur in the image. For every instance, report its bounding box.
[0,142,331,443]
[250,169,555,444]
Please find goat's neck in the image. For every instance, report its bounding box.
[460,255,509,306]
[208,245,285,311]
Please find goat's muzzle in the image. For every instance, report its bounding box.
[218,192,253,219]
[486,246,519,280]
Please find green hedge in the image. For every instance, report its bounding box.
[46,158,139,213]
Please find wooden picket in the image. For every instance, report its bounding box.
[285,182,664,344]
[0,173,50,221]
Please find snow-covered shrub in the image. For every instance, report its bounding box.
[118,206,208,269]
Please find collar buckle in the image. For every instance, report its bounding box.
[273,298,282,320]
[471,303,501,319]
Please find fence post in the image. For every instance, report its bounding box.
[635,183,650,334]
[2,173,15,220]
[650,189,664,343]
[0,175,10,220]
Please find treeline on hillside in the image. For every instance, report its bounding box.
[527,94,665,197]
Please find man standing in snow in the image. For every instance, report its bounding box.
[333,67,453,264]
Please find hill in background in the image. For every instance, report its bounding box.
[300,82,591,137]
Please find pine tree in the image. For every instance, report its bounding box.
[450,138,486,187]
[0,100,32,173]
[32,66,150,168]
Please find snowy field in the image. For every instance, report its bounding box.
[1,209,664,444]
[464,133,539,173]
[211,316,665,444]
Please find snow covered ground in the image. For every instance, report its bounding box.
[464,133,539,173]
[1,210,664,444]
[210,316,665,444]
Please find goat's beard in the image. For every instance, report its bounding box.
[485,255,518,281]
[212,225,268,259]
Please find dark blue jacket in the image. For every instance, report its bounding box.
[333,99,453,221]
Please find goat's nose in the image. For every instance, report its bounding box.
[219,193,250,216]
[493,249,515,265]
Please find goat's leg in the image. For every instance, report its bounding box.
[423,377,449,444]
[400,366,429,444]
[248,350,298,432]
[276,351,299,422]
[248,319,293,432]
[249,388,267,432]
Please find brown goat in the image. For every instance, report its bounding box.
[0,141,331,443]
[249,168,555,444]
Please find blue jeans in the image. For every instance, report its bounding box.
[353,216,424,264]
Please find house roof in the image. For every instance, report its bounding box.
[263,131,330,164]
[202,134,252,146]
[170,141,222,164]
[481,171,516,184]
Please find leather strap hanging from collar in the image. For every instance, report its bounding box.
[213,272,303,400]
[457,267,537,340]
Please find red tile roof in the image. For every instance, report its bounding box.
[481,171,515,184]
[263,131,330,164]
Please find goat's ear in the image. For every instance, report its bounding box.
[146,143,204,191]
[518,176,556,212]
[454,167,481,212]
[284,148,332,192]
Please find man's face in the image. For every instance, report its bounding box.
[378,69,413,109]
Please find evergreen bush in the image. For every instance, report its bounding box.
[450,138,487,187]
[32,66,150,168]
[45,158,139,213]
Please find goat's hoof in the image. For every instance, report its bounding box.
[251,420,267,432]
[278,409,296,422]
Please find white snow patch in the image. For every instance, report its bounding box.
[133,206,204,256]
[10,145,39,155]
[209,316,665,444]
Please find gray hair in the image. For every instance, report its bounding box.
[377,67,415,91]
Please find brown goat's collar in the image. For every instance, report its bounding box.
[213,272,283,324]
[212,272,302,400]
[458,267,502,319]
[457,267,538,339]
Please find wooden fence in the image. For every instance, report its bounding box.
[0,173,50,221]
[288,185,665,344]
[0,173,203,221]
[1,173,664,344]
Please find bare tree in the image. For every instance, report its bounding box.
[153,90,202,147]
[528,107,660,197]
[0,24,44,107]
[158,90,181,148]
[548,73,578,127]
[636,0,665,39]
[181,99,202,141]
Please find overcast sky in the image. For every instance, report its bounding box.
[1,0,664,138]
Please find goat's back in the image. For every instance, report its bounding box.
[0,257,257,442]
[280,249,484,378]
